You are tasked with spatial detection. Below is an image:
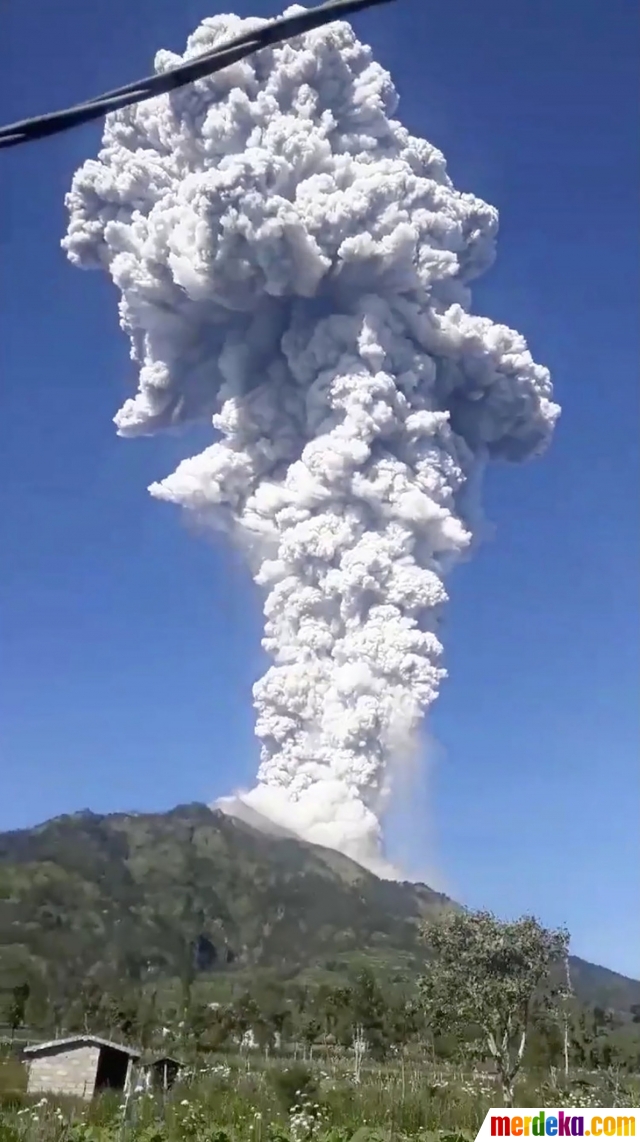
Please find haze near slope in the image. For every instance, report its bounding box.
[63,8,559,871]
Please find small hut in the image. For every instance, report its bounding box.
[23,1035,141,1101]
[139,1054,182,1092]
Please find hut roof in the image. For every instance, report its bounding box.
[23,1035,141,1059]
[140,1054,182,1067]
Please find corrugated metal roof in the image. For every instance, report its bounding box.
[23,1035,141,1058]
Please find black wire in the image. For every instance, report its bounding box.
[0,0,395,151]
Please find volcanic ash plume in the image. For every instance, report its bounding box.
[64,6,559,873]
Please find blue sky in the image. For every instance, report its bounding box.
[1,0,638,977]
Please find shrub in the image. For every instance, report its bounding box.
[271,1064,319,1112]
[0,1090,27,1112]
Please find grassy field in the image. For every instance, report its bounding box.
[1,1049,639,1142]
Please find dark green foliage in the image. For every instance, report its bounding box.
[270,1062,318,1111]
[0,985,29,1044]
[0,1124,21,1142]
[349,968,389,1057]
[0,804,448,1040]
[0,802,638,1043]
[0,1091,27,1113]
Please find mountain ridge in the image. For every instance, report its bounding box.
[0,802,637,1017]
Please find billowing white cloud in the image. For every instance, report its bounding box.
[64,6,558,873]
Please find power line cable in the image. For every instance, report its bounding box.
[0,0,395,151]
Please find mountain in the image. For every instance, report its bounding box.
[0,803,638,1016]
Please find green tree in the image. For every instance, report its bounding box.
[419,909,570,1105]
[349,968,389,1058]
[44,958,88,1036]
[75,977,106,1033]
[386,996,424,1052]
[4,982,30,1040]
[317,983,353,1043]
[104,991,140,1042]
[137,987,160,1050]
[297,1013,322,1055]
[252,979,291,1048]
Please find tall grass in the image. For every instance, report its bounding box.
[0,1052,637,1142]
